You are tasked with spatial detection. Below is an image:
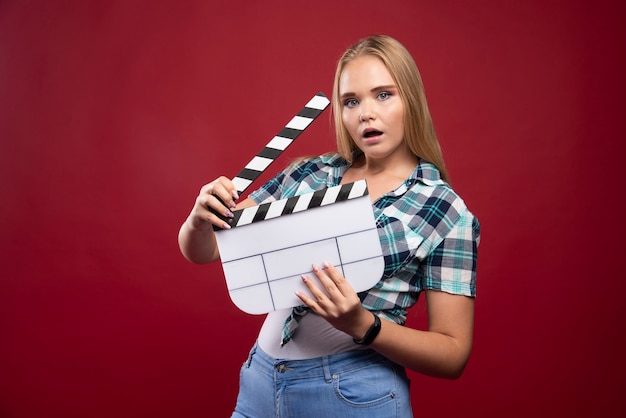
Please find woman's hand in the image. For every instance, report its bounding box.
[178,176,255,264]
[188,176,240,231]
[295,262,376,341]
[296,262,474,378]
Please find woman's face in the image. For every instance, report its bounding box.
[339,55,407,162]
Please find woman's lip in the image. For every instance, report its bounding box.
[362,133,382,144]
[363,128,380,135]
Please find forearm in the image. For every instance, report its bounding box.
[297,265,475,379]
[178,178,257,264]
[178,217,219,264]
[368,318,472,379]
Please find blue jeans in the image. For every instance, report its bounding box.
[231,342,413,418]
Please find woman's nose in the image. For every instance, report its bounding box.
[359,101,375,122]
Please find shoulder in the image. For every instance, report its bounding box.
[249,152,346,202]
[285,152,345,177]
[405,162,463,212]
[280,152,346,195]
[400,161,479,239]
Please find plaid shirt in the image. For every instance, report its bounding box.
[249,153,480,345]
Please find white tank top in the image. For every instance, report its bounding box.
[257,309,366,360]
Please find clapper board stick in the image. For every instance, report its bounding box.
[228,180,369,228]
[211,92,330,227]
[231,92,330,195]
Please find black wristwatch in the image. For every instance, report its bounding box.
[353,313,381,345]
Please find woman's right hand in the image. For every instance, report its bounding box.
[188,176,240,231]
[179,176,257,264]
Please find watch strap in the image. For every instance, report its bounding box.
[353,313,381,345]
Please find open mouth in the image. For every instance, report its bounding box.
[364,130,382,138]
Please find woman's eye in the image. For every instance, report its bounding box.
[378,92,391,100]
[344,98,358,107]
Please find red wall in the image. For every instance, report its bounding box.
[1,1,624,417]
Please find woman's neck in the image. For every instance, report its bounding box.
[343,152,418,201]
[352,149,418,177]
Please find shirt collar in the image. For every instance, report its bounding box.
[321,152,349,167]
[412,160,446,187]
[321,152,446,191]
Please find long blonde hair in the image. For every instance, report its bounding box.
[332,35,449,183]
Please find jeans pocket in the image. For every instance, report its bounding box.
[243,344,257,369]
[333,360,400,407]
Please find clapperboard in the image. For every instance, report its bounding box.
[214,92,384,315]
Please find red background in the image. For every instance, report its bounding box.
[1,1,625,417]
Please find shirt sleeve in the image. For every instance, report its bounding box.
[420,208,480,297]
[248,170,287,204]
[247,156,331,204]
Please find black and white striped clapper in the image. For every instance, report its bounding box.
[231,92,330,195]
[229,180,368,228]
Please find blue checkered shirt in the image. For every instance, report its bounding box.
[248,153,480,345]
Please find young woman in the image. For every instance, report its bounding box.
[179,34,480,417]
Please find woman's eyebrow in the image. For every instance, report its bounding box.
[371,85,397,92]
[340,85,397,99]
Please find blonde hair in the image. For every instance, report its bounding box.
[332,35,449,183]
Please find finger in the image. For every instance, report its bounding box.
[308,264,344,301]
[206,194,235,218]
[204,181,237,209]
[196,188,229,216]
[295,280,318,309]
[200,178,242,227]
[192,190,233,230]
[214,175,240,201]
[321,262,355,297]
[295,277,326,315]
[298,274,330,308]
[218,176,240,201]
[312,263,349,298]
[193,199,232,230]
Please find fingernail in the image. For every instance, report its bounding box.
[323,261,331,269]
[232,190,239,200]
[301,275,308,283]
[225,209,234,218]
[312,265,319,272]
[229,200,237,208]
[221,222,231,229]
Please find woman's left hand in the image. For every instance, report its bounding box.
[295,262,374,339]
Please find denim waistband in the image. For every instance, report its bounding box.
[247,342,394,383]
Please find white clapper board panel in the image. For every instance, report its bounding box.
[214,180,384,314]
[211,92,384,314]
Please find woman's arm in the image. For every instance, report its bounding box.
[297,263,474,379]
[178,176,256,264]
[369,290,473,379]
